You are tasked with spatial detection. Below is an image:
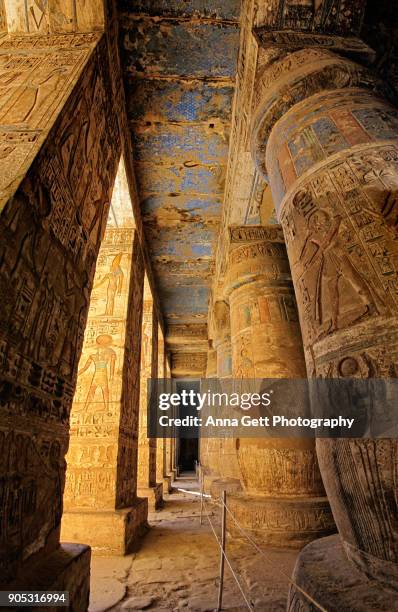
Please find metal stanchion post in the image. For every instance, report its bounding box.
[217,490,227,611]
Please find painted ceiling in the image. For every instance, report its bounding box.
[117,1,241,339]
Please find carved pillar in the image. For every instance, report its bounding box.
[200,343,222,493]
[156,328,171,493]
[0,35,119,605]
[224,226,333,546]
[62,221,148,554]
[213,300,233,380]
[211,301,243,497]
[164,358,176,483]
[250,2,398,602]
[137,280,163,510]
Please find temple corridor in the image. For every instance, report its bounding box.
[1,0,398,610]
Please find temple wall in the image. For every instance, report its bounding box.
[0,32,120,585]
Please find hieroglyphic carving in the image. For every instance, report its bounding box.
[229,224,284,243]
[138,285,158,489]
[252,48,377,182]
[278,146,398,360]
[166,323,208,355]
[171,352,207,374]
[3,0,104,34]
[254,29,375,63]
[156,326,166,483]
[229,495,335,536]
[229,240,287,266]
[0,36,120,584]
[64,180,143,511]
[268,88,398,203]
[254,0,365,36]
[226,230,304,379]
[167,323,207,339]
[0,33,100,211]
[224,228,331,545]
[252,53,398,581]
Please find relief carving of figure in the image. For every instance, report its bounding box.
[141,317,153,376]
[78,334,116,411]
[2,66,68,127]
[93,253,124,316]
[296,206,382,336]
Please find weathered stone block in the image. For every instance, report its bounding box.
[61,498,149,556]
[138,483,164,512]
[8,543,90,612]
[288,535,398,611]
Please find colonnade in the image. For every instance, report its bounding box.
[203,1,398,605]
[0,1,397,609]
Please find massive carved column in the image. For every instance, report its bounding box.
[137,280,163,510]
[62,200,148,553]
[200,342,222,493]
[211,301,243,497]
[0,33,119,604]
[224,226,333,547]
[156,327,171,493]
[164,358,175,484]
[250,0,398,603]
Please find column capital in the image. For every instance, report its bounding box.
[254,0,366,38]
[253,1,375,68]
[225,224,292,297]
[250,48,377,180]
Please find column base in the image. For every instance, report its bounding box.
[137,483,163,511]
[8,544,90,612]
[166,470,175,484]
[163,476,172,494]
[210,478,242,499]
[228,494,335,548]
[61,497,148,555]
[288,535,398,611]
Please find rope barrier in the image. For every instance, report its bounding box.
[190,465,328,612]
[201,495,254,611]
[215,495,328,612]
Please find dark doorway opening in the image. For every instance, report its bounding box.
[179,438,199,472]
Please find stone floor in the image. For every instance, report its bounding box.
[89,474,298,611]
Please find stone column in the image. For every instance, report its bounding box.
[137,281,163,510]
[211,301,243,497]
[200,343,222,493]
[0,34,119,604]
[224,226,333,547]
[250,4,398,602]
[62,218,148,554]
[164,358,176,484]
[157,327,171,493]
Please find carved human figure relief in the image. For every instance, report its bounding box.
[295,204,380,335]
[78,334,116,412]
[93,253,124,315]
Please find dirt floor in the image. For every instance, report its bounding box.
[89,474,299,611]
